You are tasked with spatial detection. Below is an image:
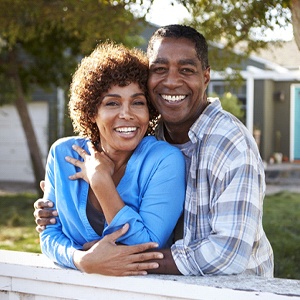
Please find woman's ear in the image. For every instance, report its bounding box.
[89,112,96,123]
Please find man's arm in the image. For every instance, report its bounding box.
[146,248,181,275]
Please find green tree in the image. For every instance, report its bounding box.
[0,0,151,194]
[176,0,299,71]
[209,92,245,121]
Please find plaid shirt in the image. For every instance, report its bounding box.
[156,98,274,277]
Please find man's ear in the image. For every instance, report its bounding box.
[204,66,211,86]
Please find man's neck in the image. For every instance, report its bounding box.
[163,123,191,144]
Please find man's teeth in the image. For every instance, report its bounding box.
[115,127,137,133]
[161,95,186,102]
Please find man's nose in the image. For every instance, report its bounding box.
[163,69,183,88]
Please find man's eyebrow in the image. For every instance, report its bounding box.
[103,93,145,98]
[151,58,168,64]
[178,59,198,66]
[150,58,198,66]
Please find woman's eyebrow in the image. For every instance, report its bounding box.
[103,94,121,98]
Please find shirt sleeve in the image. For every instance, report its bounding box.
[40,218,80,269]
[40,143,81,270]
[171,149,265,275]
[103,147,186,248]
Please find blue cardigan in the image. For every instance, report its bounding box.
[40,136,186,269]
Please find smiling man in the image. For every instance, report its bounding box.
[144,25,273,277]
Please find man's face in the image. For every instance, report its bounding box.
[148,37,210,129]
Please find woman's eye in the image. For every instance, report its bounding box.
[133,100,146,106]
[105,101,119,106]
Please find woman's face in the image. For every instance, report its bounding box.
[93,83,149,155]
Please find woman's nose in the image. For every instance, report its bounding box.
[119,105,134,120]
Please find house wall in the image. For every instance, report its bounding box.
[273,82,293,160]
[253,80,275,161]
[251,79,296,162]
[262,80,275,161]
[253,80,265,155]
[0,102,48,183]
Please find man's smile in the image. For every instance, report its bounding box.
[161,94,187,103]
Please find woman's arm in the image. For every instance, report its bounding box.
[67,141,186,248]
[40,141,82,269]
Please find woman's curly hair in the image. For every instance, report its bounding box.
[69,42,159,144]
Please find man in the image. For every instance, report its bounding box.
[34,24,274,277]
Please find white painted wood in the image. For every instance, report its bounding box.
[0,250,299,300]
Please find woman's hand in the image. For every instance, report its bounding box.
[73,224,164,276]
[65,142,115,184]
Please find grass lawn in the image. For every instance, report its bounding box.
[0,191,299,279]
[0,193,40,253]
[263,191,300,279]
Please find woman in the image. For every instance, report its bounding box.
[40,42,186,270]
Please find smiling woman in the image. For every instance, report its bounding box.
[39,42,186,273]
[93,83,149,157]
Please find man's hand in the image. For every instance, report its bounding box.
[33,180,57,233]
[73,224,164,276]
[33,198,57,233]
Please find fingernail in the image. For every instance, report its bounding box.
[52,211,58,216]
[50,218,56,224]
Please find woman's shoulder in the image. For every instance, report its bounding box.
[51,136,88,148]
[138,136,183,157]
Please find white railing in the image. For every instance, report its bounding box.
[1,250,300,300]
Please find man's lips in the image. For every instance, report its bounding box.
[161,94,187,103]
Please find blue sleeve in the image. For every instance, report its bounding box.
[103,146,186,248]
[40,218,80,269]
[40,140,81,270]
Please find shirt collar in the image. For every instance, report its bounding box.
[188,97,221,143]
[155,97,221,145]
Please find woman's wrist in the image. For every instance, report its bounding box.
[72,249,85,272]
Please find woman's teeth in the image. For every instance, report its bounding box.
[115,127,137,133]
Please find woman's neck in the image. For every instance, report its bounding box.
[97,143,132,178]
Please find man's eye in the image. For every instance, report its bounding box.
[152,67,166,73]
[181,68,195,74]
